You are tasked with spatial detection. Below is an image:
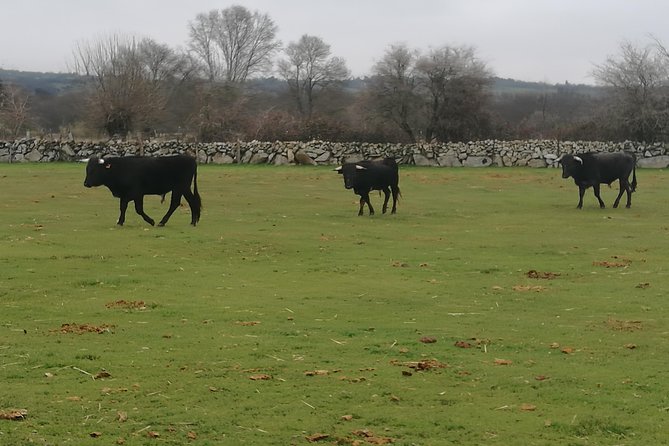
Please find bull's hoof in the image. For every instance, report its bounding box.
[157,222,166,227]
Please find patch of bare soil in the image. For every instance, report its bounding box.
[512,285,546,292]
[593,256,632,268]
[526,270,560,279]
[235,320,261,326]
[105,300,146,310]
[605,318,643,331]
[390,358,448,372]
[53,323,115,334]
[0,409,27,420]
[306,429,395,444]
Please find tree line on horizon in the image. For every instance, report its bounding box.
[1,5,669,144]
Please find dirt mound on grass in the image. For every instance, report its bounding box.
[526,270,560,279]
[53,323,115,334]
[105,300,147,310]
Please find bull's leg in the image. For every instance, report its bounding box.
[117,199,129,226]
[592,184,605,208]
[390,186,399,214]
[625,181,633,208]
[577,186,586,209]
[381,187,391,214]
[134,197,155,226]
[158,192,181,226]
[613,179,627,208]
[358,193,374,216]
[182,189,200,226]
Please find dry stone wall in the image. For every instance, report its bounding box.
[2,138,669,168]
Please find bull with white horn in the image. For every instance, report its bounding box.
[334,158,401,216]
[558,152,637,209]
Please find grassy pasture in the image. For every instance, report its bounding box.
[1,163,669,445]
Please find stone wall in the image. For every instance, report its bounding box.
[2,138,669,168]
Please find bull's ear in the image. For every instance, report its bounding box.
[574,156,583,164]
[355,165,367,170]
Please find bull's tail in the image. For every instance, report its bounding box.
[383,157,402,200]
[630,154,637,193]
[192,166,202,223]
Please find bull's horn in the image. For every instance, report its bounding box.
[98,158,105,164]
[355,165,367,170]
[78,158,89,163]
[574,156,583,164]
[334,166,342,171]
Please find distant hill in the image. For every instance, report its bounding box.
[1,68,603,97]
[492,77,604,97]
[0,69,86,95]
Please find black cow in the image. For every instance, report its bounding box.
[334,158,400,216]
[558,152,637,209]
[83,155,202,226]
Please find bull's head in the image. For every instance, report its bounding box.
[83,156,109,188]
[334,164,366,189]
[558,154,582,179]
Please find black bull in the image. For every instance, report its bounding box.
[334,158,401,215]
[558,152,637,209]
[83,155,202,226]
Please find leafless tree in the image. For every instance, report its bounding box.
[71,34,195,137]
[370,43,492,142]
[277,34,350,119]
[188,5,280,83]
[415,45,493,141]
[370,44,422,142]
[188,10,221,82]
[592,40,669,141]
[0,82,32,138]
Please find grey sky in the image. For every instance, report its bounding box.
[1,0,667,84]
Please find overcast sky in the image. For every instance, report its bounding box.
[1,0,667,84]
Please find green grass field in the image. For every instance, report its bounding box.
[1,163,668,445]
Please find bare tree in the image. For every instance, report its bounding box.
[71,34,195,137]
[416,45,493,141]
[188,10,221,82]
[370,44,422,142]
[0,82,32,138]
[370,43,492,142]
[592,41,669,141]
[277,34,350,119]
[188,5,280,83]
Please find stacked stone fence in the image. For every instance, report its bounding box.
[2,139,669,168]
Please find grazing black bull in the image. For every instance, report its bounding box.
[83,155,202,226]
[334,158,400,215]
[558,152,637,209]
